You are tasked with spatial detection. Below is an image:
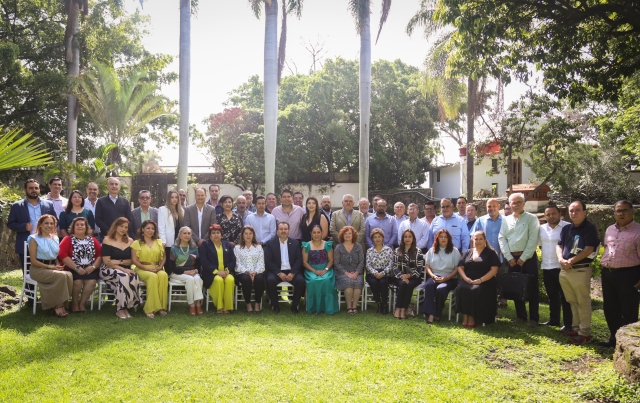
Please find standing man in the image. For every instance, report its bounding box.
[245,196,276,245]
[243,189,256,213]
[598,200,640,347]
[427,198,470,254]
[504,203,513,216]
[206,184,223,215]
[393,202,408,226]
[359,198,374,219]
[84,182,100,237]
[474,198,507,307]
[320,195,333,224]
[233,195,251,223]
[292,192,304,209]
[538,205,571,330]
[271,189,305,241]
[370,195,382,213]
[421,201,436,228]
[265,193,278,214]
[365,199,398,248]
[8,179,56,264]
[456,197,467,219]
[95,177,132,236]
[498,192,540,326]
[330,194,365,247]
[130,190,159,238]
[178,189,187,208]
[184,187,217,247]
[43,176,68,219]
[264,222,305,314]
[556,201,600,344]
[398,203,430,253]
[466,204,479,233]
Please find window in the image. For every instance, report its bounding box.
[491,159,498,174]
[436,170,441,182]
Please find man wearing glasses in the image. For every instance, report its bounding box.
[498,192,541,326]
[130,190,159,238]
[243,190,257,213]
[426,198,470,254]
[421,201,436,228]
[598,200,640,347]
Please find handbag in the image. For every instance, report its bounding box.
[498,268,531,302]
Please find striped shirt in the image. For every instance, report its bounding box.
[600,220,640,269]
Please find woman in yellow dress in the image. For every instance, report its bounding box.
[200,224,236,314]
[131,220,168,318]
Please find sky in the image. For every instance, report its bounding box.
[124,0,526,169]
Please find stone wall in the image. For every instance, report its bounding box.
[0,213,19,271]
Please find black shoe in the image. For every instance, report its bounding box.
[376,304,382,314]
[597,339,616,348]
[272,306,280,314]
[541,321,561,326]
[511,318,526,323]
[291,307,299,314]
[382,305,388,315]
[559,326,572,335]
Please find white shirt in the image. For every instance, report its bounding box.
[84,198,99,233]
[279,239,291,271]
[197,205,204,239]
[538,220,569,270]
[245,212,277,244]
[398,218,430,250]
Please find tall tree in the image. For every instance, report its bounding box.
[347,0,392,200]
[177,0,191,192]
[64,0,86,166]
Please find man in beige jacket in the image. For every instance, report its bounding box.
[330,194,366,247]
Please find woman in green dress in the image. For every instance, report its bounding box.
[302,225,339,314]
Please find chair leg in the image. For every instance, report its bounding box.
[33,284,37,315]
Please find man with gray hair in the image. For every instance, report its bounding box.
[233,195,251,223]
[498,192,541,326]
[359,198,373,219]
[95,177,132,236]
[184,187,217,246]
[330,194,365,246]
[397,203,429,253]
[242,189,257,213]
[130,190,159,238]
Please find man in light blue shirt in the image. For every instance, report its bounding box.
[245,196,276,245]
[427,198,470,254]
[365,199,398,248]
[398,203,429,252]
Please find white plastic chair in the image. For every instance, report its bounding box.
[168,279,188,311]
[337,288,364,311]
[18,241,39,314]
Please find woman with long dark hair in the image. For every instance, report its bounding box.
[299,196,329,242]
[393,229,425,319]
[422,229,460,323]
[58,190,95,238]
[131,220,168,318]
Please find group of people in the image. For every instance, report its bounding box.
[7,178,640,347]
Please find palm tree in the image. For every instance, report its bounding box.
[0,127,52,171]
[73,62,173,171]
[347,0,392,200]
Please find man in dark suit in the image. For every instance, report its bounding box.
[184,187,217,247]
[8,179,56,265]
[264,222,305,314]
[95,177,132,236]
[129,190,159,238]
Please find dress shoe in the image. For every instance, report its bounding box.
[272,306,281,314]
[377,304,382,314]
[569,335,592,345]
[597,340,616,348]
[511,318,525,323]
[382,305,388,315]
[559,326,573,335]
[291,307,299,314]
[528,320,539,327]
[541,321,561,326]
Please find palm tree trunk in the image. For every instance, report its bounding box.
[358,8,371,200]
[177,0,191,191]
[466,76,476,202]
[264,0,278,194]
[66,1,80,165]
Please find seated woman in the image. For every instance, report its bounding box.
[393,229,425,319]
[216,195,242,247]
[170,226,203,315]
[28,214,73,317]
[234,226,265,313]
[131,220,168,318]
[59,217,102,313]
[455,231,499,328]
[334,226,364,314]
[423,229,460,323]
[100,217,141,319]
[58,190,95,238]
[366,228,394,314]
[200,224,236,314]
[302,225,338,314]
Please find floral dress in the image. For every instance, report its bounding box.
[217,212,243,244]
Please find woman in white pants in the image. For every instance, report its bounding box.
[169,227,203,315]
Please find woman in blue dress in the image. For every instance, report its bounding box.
[302,225,339,314]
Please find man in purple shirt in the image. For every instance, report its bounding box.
[365,199,398,248]
[271,189,305,240]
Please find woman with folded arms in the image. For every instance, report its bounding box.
[131,220,168,318]
[28,214,72,317]
[59,217,102,313]
[169,226,203,315]
[234,226,265,312]
[455,231,499,328]
[334,226,364,314]
[158,189,183,275]
[100,217,141,319]
[393,229,425,319]
[58,190,95,238]
[200,224,236,314]
[423,229,460,324]
[366,228,394,314]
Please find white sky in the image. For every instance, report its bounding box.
[126,0,527,169]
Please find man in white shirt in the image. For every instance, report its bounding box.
[245,196,276,245]
[539,205,572,331]
[84,182,100,237]
[421,201,436,228]
[398,203,429,253]
[263,222,304,314]
[43,176,68,220]
[184,187,217,246]
[456,197,467,220]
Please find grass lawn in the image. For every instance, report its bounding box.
[1,269,639,403]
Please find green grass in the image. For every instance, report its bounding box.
[1,269,638,403]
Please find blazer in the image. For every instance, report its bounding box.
[263,237,303,275]
[329,209,366,246]
[183,203,217,244]
[199,239,236,289]
[158,206,180,248]
[7,198,56,254]
[129,206,159,239]
[94,195,132,235]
